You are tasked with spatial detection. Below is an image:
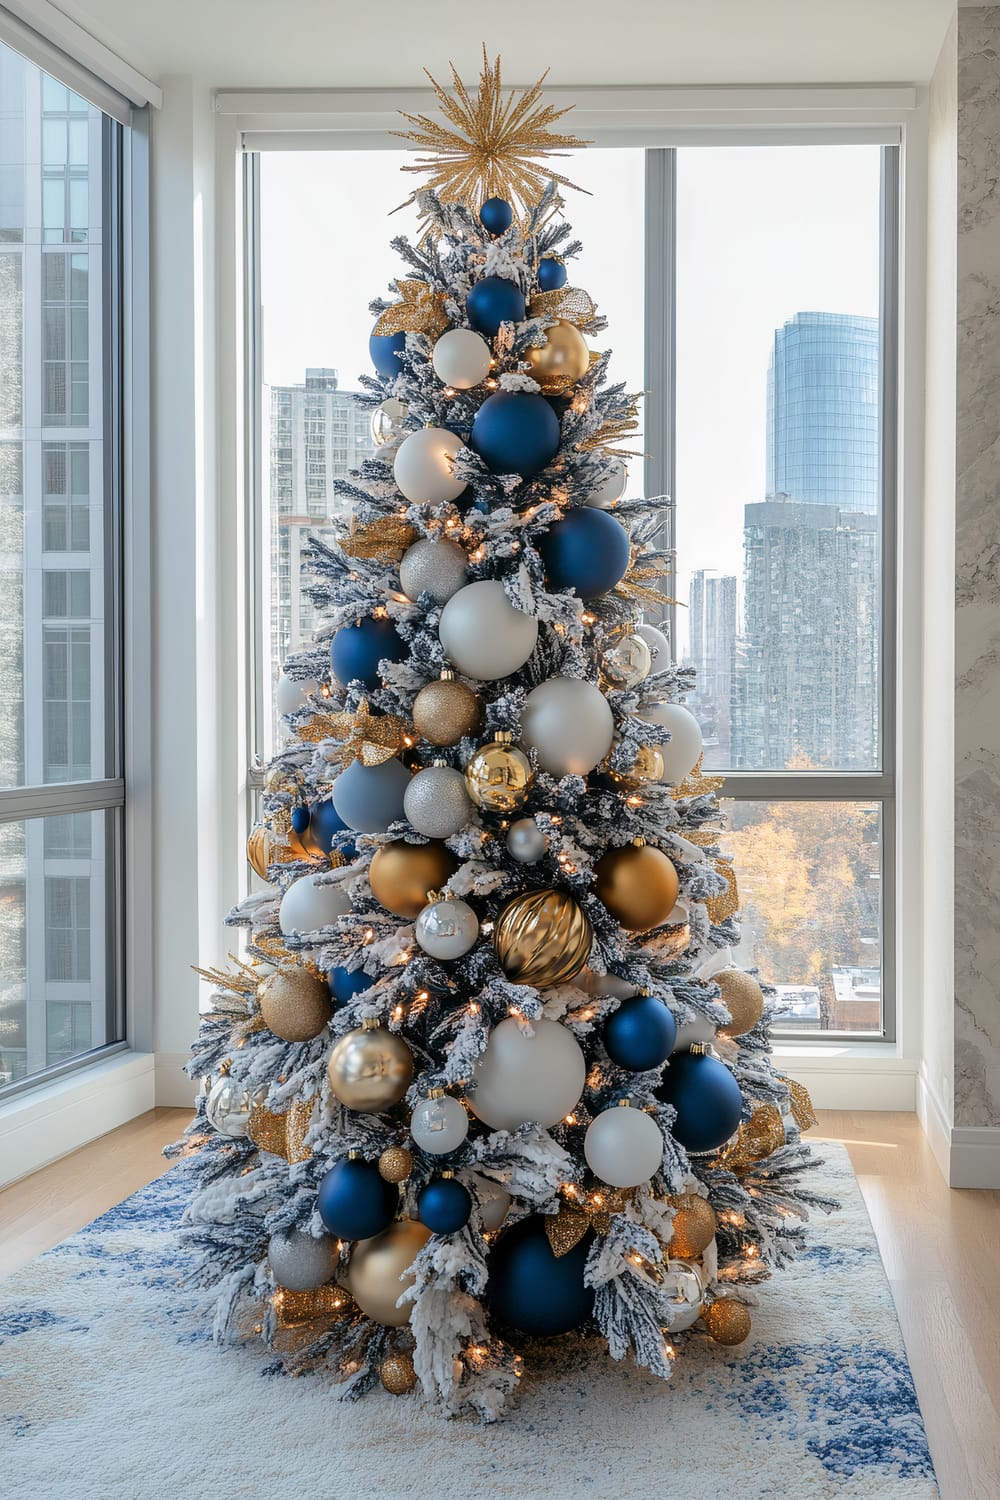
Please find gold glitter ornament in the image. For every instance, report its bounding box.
[716,969,764,1038]
[493,888,592,988]
[347,1220,432,1327]
[664,1193,717,1259]
[273,1284,352,1329]
[248,1096,316,1163]
[380,1351,418,1394]
[464,731,533,814]
[258,967,332,1042]
[412,670,483,747]
[594,838,680,932]
[526,318,590,393]
[704,1298,752,1346]
[327,1022,415,1112]
[369,838,458,919]
[378,1145,414,1183]
[372,279,449,339]
[393,49,589,218]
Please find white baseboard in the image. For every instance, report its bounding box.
[154,1051,198,1107]
[0,1050,155,1189]
[776,1051,917,1111]
[915,1073,1000,1187]
[916,1071,953,1182]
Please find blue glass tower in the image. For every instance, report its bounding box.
[765,312,879,512]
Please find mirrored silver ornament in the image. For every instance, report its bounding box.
[505,817,547,863]
[403,761,473,838]
[370,396,409,447]
[600,628,652,689]
[409,1093,470,1155]
[205,1074,268,1138]
[414,894,479,959]
[662,1258,706,1331]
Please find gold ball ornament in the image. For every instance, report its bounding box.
[380,1351,418,1394]
[494,888,592,988]
[665,1193,718,1259]
[378,1145,414,1183]
[633,744,665,782]
[346,1219,432,1327]
[464,731,534,813]
[258,967,332,1042]
[717,970,765,1037]
[704,1298,752,1346]
[246,826,271,880]
[369,839,458,919]
[526,318,590,393]
[595,838,680,932]
[327,1023,415,1112]
[412,670,483,747]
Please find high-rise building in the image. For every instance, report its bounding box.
[686,569,737,766]
[0,48,110,1085]
[267,370,375,738]
[766,311,879,512]
[731,498,879,769]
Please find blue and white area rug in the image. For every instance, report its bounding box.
[0,1144,936,1500]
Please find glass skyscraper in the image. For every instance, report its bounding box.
[765,311,880,512]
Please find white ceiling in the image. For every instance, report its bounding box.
[53,0,955,89]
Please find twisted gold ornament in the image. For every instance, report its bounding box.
[493,888,592,988]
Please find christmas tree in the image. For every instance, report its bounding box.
[170,54,832,1420]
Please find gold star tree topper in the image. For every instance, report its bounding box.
[393,48,589,217]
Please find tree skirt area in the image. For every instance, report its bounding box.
[0,1143,935,1500]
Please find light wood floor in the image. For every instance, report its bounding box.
[1,1108,998,1498]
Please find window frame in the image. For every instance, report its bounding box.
[231,87,915,1054]
[0,40,149,1101]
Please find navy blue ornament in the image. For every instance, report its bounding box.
[604,994,677,1072]
[369,326,406,378]
[417,1176,472,1235]
[538,506,631,599]
[327,966,371,1006]
[656,1050,744,1154]
[331,615,406,690]
[301,797,347,856]
[317,1156,398,1241]
[471,391,561,478]
[486,1215,595,1336]
[290,804,310,835]
[537,256,567,291]
[479,197,513,236]
[466,276,526,337]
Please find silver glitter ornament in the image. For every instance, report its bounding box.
[399,536,469,604]
[268,1227,339,1291]
[505,817,547,863]
[414,893,479,959]
[403,760,473,838]
[205,1074,267,1138]
[600,626,652,689]
[370,396,409,447]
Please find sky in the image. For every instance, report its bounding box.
[259,143,880,653]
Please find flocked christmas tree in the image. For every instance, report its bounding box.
[169,54,833,1419]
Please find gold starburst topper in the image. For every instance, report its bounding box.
[393,48,589,216]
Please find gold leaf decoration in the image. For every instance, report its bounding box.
[780,1075,818,1133]
[575,396,644,458]
[341,516,419,563]
[248,1096,316,1163]
[392,48,590,216]
[373,280,449,339]
[668,755,727,800]
[544,1187,633,1257]
[705,858,740,925]
[715,1102,786,1174]
[191,954,260,998]
[529,286,598,326]
[296,698,411,768]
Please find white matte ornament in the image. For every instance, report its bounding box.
[279,873,351,936]
[663,1259,706,1331]
[414,895,479,959]
[275,672,318,718]
[584,1103,663,1188]
[640,702,704,784]
[205,1075,267,1138]
[393,427,466,505]
[268,1227,339,1291]
[475,1178,512,1231]
[370,396,409,446]
[521,676,615,776]
[636,622,670,672]
[586,458,628,509]
[399,537,468,604]
[672,1013,718,1053]
[410,1094,470,1155]
[438,581,538,682]
[432,327,492,389]
[506,817,547,863]
[578,969,639,1001]
[466,1017,586,1132]
[403,762,473,838]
